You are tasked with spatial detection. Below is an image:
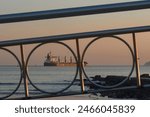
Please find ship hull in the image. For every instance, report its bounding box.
[44,62,57,66]
[44,62,76,66]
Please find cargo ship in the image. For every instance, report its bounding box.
[44,52,87,66]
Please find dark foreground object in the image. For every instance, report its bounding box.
[88,75,150,99]
[98,87,150,99]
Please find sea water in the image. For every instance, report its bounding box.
[0,65,150,99]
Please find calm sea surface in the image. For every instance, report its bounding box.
[0,65,150,99]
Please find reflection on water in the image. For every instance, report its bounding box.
[0,65,150,98]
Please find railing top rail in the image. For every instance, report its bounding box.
[0,1,150,24]
[0,25,149,47]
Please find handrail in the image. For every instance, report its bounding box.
[0,1,150,23]
[0,25,149,47]
[0,1,150,99]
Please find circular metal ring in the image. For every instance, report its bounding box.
[26,42,78,94]
[81,36,135,89]
[0,47,22,99]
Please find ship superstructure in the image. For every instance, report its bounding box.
[44,52,76,66]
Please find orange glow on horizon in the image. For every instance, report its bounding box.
[0,0,149,65]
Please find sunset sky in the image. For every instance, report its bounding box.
[0,0,150,65]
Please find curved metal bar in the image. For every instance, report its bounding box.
[81,36,135,89]
[25,42,78,94]
[0,47,22,99]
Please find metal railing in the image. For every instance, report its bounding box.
[0,1,150,99]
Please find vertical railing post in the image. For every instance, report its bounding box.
[132,33,141,88]
[20,44,29,97]
[76,39,85,93]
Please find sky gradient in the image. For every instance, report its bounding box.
[0,0,149,65]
